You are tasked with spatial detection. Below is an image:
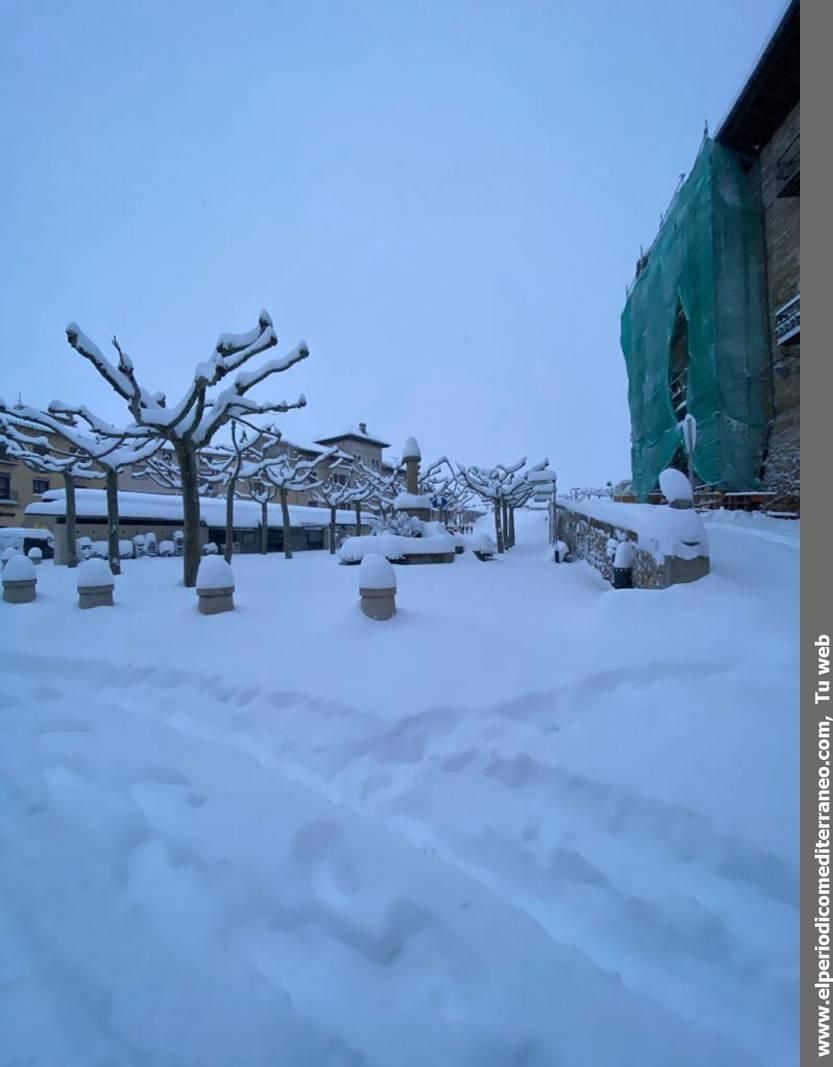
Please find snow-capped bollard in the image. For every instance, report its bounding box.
[359,553,396,621]
[612,541,635,589]
[196,557,235,615]
[659,468,694,510]
[77,558,115,609]
[1,547,18,570]
[553,539,569,563]
[3,555,37,603]
[27,546,43,565]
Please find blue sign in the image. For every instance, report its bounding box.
[432,496,449,509]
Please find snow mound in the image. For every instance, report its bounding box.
[402,435,421,461]
[197,557,235,591]
[394,492,432,512]
[359,553,396,591]
[3,555,36,582]
[77,559,115,588]
[659,468,693,505]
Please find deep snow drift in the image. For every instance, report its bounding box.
[0,510,798,1065]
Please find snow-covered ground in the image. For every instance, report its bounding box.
[0,510,798,1066]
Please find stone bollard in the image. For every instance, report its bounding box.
[612,541,635,589]
[77,558,115,609]
[3,555,37,604]
[27,546,43,565]
[359,553,396,621]
[196,557,235,615]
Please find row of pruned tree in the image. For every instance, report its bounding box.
[1,311,313,585]
[1,308,555,580]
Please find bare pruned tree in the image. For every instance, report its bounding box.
[63,310,309,585]
[309,462,372,554]
[457,458,527,554]
[0,401,161,573]
[258,450,328,560]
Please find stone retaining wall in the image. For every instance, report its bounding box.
[556,507,670,590]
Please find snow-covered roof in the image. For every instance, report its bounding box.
[26,489,371,530]
[315,425,391,449]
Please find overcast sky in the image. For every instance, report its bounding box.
[2,0,784,486]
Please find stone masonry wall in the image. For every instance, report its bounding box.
[759,103,800,494]
[556,507,669,590]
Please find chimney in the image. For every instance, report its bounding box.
[359,422,367,435]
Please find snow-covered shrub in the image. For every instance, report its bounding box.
[372,512,423,538]
[27,546,43,564]
[158,540,175,557]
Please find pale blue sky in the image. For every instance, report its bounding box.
[2,0,784,485]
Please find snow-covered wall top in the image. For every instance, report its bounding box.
[26,489,371,530]
[558,497,708,561]
[394,493,432,511]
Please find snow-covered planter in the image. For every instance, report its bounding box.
[358,553,396,621]
[3,554,37,603]
[473,533,497,561]
[2,546,19,569]
[196,557,235,615]
[77,558,115,609]
[159,540,175,558]
[26,546,43,565]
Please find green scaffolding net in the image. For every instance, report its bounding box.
[620,137,771,499]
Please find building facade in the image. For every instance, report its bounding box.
[621,0,799,502]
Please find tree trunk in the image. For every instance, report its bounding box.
[175,443,202,587]
[329,505,337,554]
[260,500,268,554]
[105,469,121,575]
[501,500,509,549]
[64,471,78,568]
[508,506,516,548]
[494,500,504,553]
[224,479,236,564]
[354,500,362,537]
[280,487,293,559]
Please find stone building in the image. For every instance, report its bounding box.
[620,0,799,502]
[715,0,799,495]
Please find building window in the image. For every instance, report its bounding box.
[33,478,50,495]
[669,303,689,421]
[0,474,11,500]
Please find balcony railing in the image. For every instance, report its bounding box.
[776,133,800,197]
[775,292,800,345]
